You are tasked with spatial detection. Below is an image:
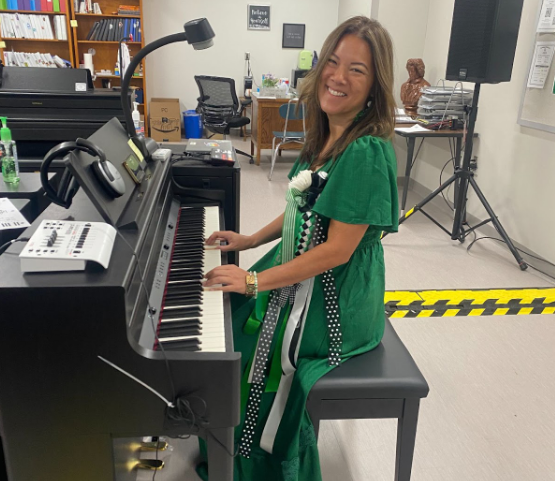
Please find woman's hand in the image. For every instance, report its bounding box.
[204,265,249,294]
[205,231,255,252]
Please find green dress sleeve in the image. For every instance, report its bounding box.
[312,136,399,232]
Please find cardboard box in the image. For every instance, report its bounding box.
[150,98,182,142]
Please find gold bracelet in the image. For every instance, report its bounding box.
[245,271,258,299]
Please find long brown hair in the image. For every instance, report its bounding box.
[299,16,396,168]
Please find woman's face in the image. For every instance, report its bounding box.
[318,34,375,124]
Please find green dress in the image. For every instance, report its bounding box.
[198,135,398,481]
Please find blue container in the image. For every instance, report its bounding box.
[183,110,203,139]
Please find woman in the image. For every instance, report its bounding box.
[200,15,398,481]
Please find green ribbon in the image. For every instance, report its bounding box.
[240,304,292,413]
[282,186,306,265]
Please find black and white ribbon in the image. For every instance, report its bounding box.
[313,214,342,367]
[238,211,343,457]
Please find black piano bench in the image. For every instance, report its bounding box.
[307,317,429,481]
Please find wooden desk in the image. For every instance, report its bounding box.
[251,95,304,165]
[395,126,477,214]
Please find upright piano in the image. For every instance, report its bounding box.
[0,119,241,481]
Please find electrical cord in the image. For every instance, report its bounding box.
[439,157,455,212]
[466,236,555,282]
[0,237,30,255]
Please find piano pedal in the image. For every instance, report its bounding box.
[134,459,165,471]
[140,440,169,452]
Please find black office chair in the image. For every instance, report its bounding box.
[194,75,254,163]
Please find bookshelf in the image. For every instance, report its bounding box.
[0,0,75,67]
[70,0,147,134]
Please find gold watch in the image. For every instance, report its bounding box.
[245,272,257,298]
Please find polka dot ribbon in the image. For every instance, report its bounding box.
[239,289,292,458]
[313,214,343,367]
[238,212,342,458]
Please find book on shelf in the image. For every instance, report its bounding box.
[0,13,64,39]
[4,50,69,67]
[118,5,140,16]
[53,14,66,39]
[85,17,139,42]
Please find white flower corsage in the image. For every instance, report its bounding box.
[289,169,313,192]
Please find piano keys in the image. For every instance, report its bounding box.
[139,204,226,353]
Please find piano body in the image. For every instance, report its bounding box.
[0,119,241,480]
[0,66,131,159]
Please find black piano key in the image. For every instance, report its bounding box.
[160,340,201,351]
[163,298,203,308]
[172,257,204,262]
[176,219,204,224]
[165,284,202,294]
[167,275,204,283]
[158,326,202,338]
[164,298,202,308]
[178,221,204,226]
[167,280,204,288]
[164,285,204,301]
[169,267,203,274]
[171,252,204,258]
[162,305,202,314]
[174,237,205,242]
[170,259,203,267]
[158,319,201,330]
[163,292,203,301]
[162,311,202,321]
[172,244,204,250]
[168,271,204,281]
[164,290,202,298]
[173,237,205,244]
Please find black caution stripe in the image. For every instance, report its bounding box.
[384,288,555,318]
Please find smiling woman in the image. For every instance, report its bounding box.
[300,16,396,169]
[199,15,399,481]
[318,35,375,128]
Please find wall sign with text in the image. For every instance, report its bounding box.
[248,5,271,30]
[282,23,305,48]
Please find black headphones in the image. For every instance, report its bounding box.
[41,138,126,208]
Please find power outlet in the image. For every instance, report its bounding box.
[470,157,478,171]
[245,52,250,60]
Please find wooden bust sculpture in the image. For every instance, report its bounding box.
[400,58,430,115]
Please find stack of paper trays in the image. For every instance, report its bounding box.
[417,87,473,121]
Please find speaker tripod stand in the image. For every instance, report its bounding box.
[386,83,528,271]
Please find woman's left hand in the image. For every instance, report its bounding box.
[204,264,249,294]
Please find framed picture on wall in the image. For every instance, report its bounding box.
[248,5,271,30]
[282,23,305,49]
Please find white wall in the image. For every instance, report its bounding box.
[143,0,340,110]
[404,0,555,263]
[375,0,431,105]
[338,0,373,22]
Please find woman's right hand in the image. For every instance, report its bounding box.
[205,231,256,252]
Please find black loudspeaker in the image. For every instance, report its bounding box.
[446,0,524,84]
